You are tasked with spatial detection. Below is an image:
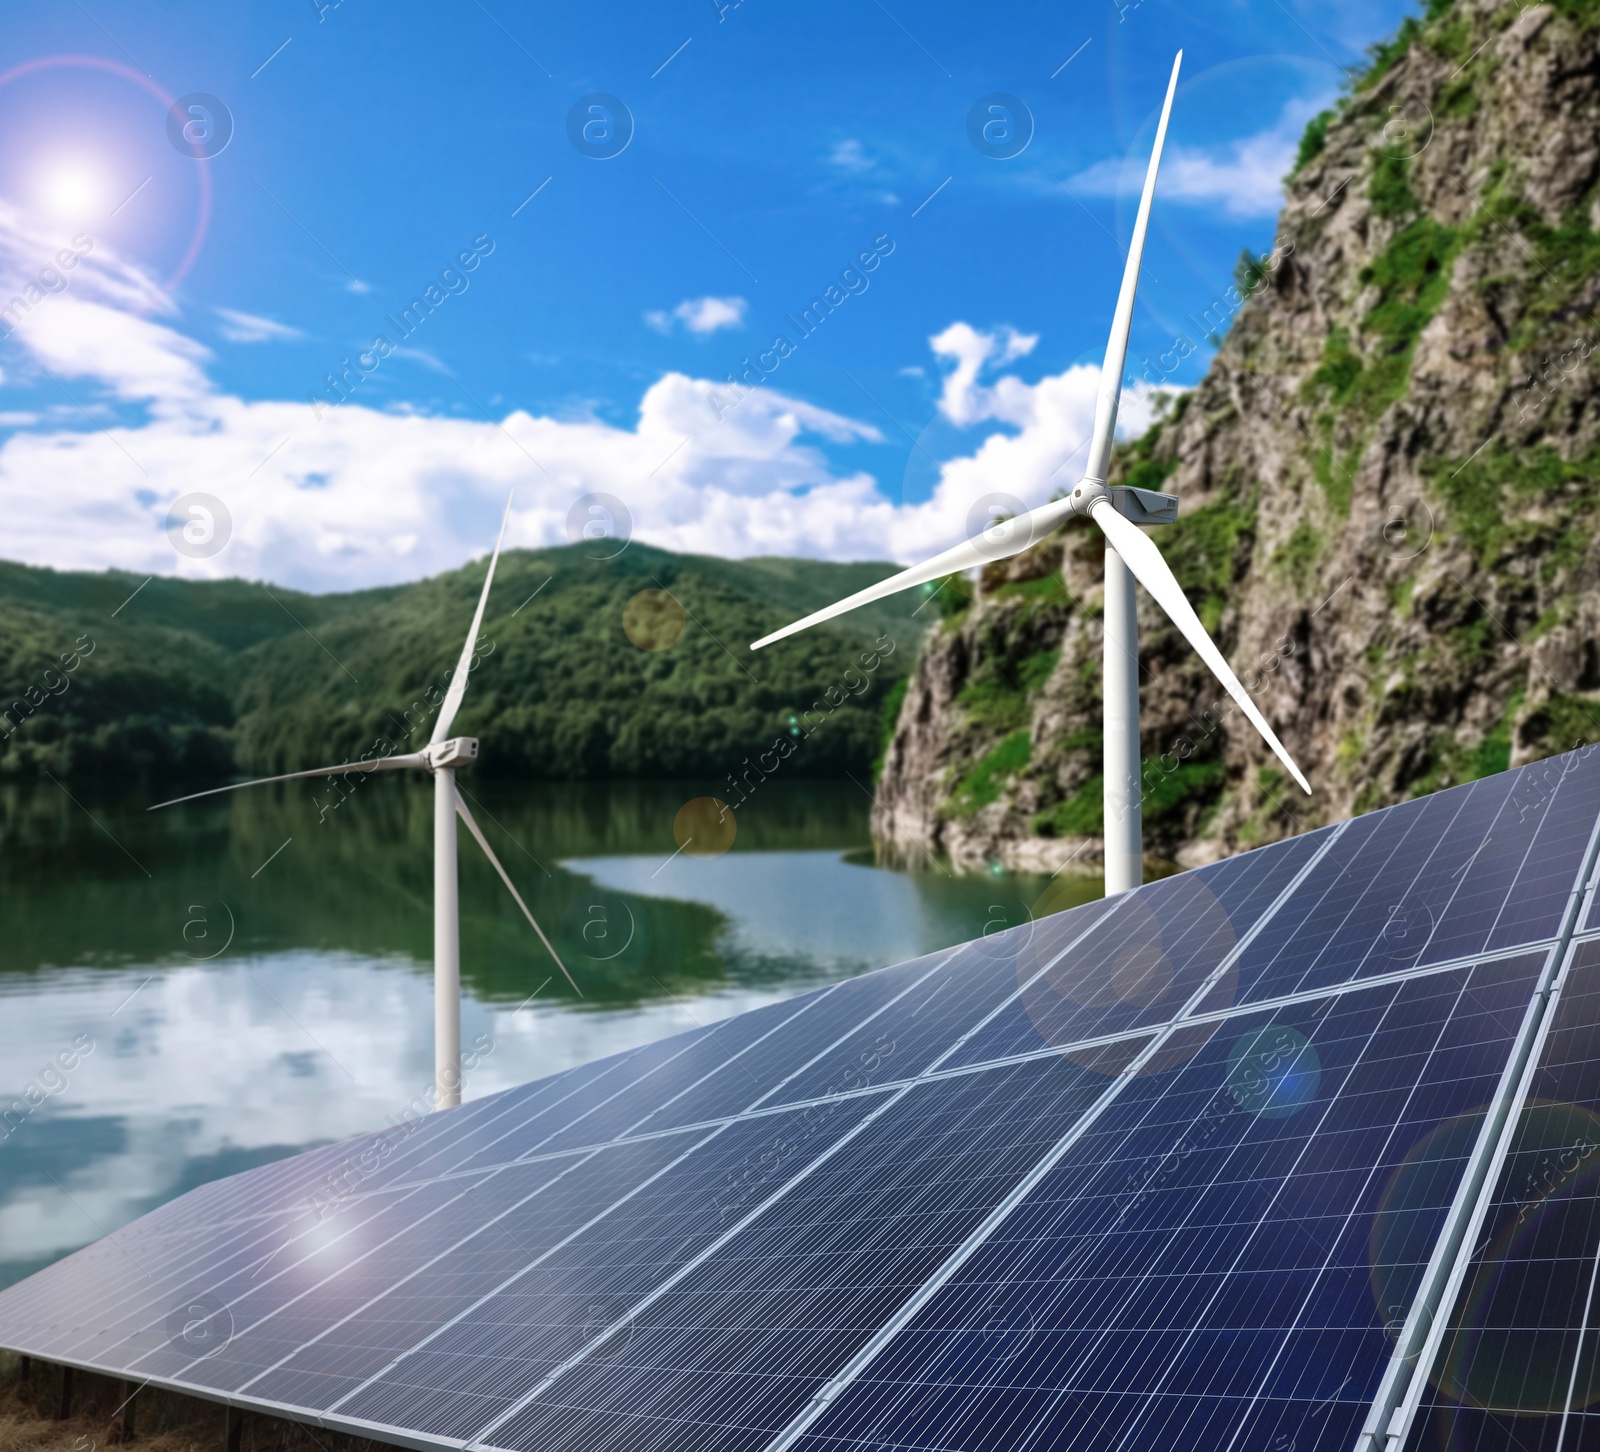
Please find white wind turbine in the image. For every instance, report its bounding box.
[151,495,575,1108]
[751,53,1310,895]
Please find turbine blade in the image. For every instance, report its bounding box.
[1089,499,1310,794]
[454,787,582,995]
[147,754,427,811]
[750,497,1074,651]
[432,492,514,745]
[1083,49,1182,485]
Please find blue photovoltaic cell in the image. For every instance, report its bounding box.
[790,956,1545,1452]
[327,1092,890,1439]
[545,939,997,1147]
[634,899,1127,1131]
[481,1042,1143,1452]
[939,828,1326,1071]
[1213,762,1600,1010]
[1,748,1597,1452]
[1405,936,1600,1452]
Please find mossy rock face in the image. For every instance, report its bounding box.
[946,730,1032,820]
[872,0,1600,872]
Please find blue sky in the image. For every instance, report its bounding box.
[0,0,1411,590]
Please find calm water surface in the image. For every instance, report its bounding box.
[0,776,1097,1288]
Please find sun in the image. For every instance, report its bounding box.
[37,160,106,221]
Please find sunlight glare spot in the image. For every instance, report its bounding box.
[38,161,105,221]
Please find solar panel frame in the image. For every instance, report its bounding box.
[1355,790,1600,1451]
[1398,934,1600,1450]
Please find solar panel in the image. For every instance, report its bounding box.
[774,954,1546,1452]
[3,749,1599,1452]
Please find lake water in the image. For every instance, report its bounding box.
[0,775,1097,1289]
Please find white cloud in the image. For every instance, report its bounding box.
[393,345,449,375]
[1068,95,1331,219]
[828,139,874,174]
[215,307,305,343]
[931,323,1040,426]
[646,295,748,336]
[0,210,1160,592]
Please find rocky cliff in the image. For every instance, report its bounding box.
[876,0,1600,874]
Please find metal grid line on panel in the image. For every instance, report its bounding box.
[1357,792,1600,1452]
[524,946,968,1157]
[375,965,868,1196]
[222,1131,720,1402]
[1391,943,1600,1444]
[1396,940,1600,1451]
[1018,974,1456,1452]
[316,1100,900,1438]
[940,828,1331,1072]
[173,1136,723,1399]
[252,1045,936,1415]
[478,1044,1152,1452]
[1220,763,1600,1013]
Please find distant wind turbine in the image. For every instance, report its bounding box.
[151,495,575,1108]
[751,53,1310,895]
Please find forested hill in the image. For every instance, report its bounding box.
[0,545,921,785]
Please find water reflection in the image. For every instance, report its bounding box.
[0,777,1094,1288]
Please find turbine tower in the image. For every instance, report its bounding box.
[152,495,574,1108]
[751,53,1310,894]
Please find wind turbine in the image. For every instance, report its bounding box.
[750,53,1310,895]
[151,495,576,1109]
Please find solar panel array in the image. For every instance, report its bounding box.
[5,747,1600,1452]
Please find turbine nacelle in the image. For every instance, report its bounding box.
[425,737,479,771]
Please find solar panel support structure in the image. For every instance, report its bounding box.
[1353,798,1600,1451]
